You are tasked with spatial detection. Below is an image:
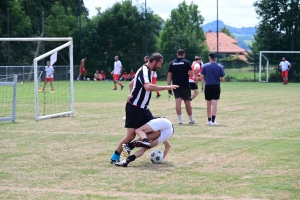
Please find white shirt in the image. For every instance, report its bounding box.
[151,71,157,78]
[45,66,54,78]
[189,63,200,83]
[114,60,122,74]
[279,61,290,71]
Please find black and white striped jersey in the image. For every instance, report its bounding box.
[128,64,152,109]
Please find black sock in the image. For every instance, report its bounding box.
[212,115,216,123]
[208,118,211,122]
[126,155,136,163]
[127,142,135,150]
[115,150,120,155]
[142,138,149,143]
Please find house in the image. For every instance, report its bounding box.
[205,32,248,61]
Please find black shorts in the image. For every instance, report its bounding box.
[189,82,198,90]
[125,102,154,128]
[204,84,221,100]
[173,87,191,100]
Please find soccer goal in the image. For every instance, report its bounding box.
[259,51,300,82]
[0,37,75,121]
[0,74,17,122]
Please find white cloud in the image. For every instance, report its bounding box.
[84,0,259,28]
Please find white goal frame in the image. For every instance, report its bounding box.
[0,37,75,120]
[259,51,300,82]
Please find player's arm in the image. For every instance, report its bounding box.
[144,83,178,92]
[188,69,193,78]
[162,140,171,158]
[193,68,198,85]
[129,79,134,92]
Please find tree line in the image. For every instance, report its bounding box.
[0,0,299,81]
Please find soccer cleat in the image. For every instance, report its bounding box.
[121,85,124,90]
[156,94,161,98]
[207,121,218,126]
[189,120,197,124]
[113,88,117,90]
[38,89,44,92]
[50,90,54,93]
[122,144,131,158]
[135,140,151,149]
[115,159,128,167]
[110,153,120,164]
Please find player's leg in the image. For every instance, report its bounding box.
[77,72,82,80]
[190,89,199,100]
[49,79,54,93]
[83,71,86,80]
[135,124,154,144]
[111,127,136,164]
[182,89,195,123]
[39,79,48,92]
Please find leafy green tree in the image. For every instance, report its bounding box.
[158,1,208,55]
[220,26,235,39]
[45,2,78,37]
[250,0,300,81]
[86,0,163,75]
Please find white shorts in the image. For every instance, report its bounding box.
[147,118,173,145]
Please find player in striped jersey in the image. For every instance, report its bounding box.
[110,53,179,164]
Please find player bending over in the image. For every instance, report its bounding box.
[39,61,54,93]
[115,117,174,167]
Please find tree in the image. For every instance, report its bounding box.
[220,26,235,39]
[158,1,208,55]
[86,0,163,75]
[250,0,300,81]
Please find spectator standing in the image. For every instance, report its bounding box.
[111,56,124,90]
[279,57,292,84]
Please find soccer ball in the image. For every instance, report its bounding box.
[86,78,90,81]
[150,149,164,164]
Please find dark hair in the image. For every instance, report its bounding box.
[144,56,149,59]
[195,56,202,61]
[149,53,163,62]
[177,49,185,56]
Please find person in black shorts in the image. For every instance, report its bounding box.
[167,49,196,124]
[110,53,179,164]
[200,52,226,126]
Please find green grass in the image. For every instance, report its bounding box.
[0,81,300,199]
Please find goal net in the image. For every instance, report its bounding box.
[259,51,300,82]
[0,38,75,121]
[0,74,17,122]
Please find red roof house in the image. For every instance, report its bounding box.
[205,32,248,61]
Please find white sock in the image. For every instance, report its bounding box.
[188,115,194,122]
[177,115,182,123]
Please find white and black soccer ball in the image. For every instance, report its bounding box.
[150,149,164,164]
[86,78,90,81]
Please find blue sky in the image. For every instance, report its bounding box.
[84,0,259,28]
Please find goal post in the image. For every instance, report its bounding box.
[0,37,75,121]
[0,74,17,123]
[259,51,300,82]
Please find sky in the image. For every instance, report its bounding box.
[83,0,259,28]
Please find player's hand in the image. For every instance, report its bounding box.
[127,94,133,100]
[167,85,179,90]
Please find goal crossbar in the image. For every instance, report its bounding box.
[0,37,72,42]
[259,51,300,82]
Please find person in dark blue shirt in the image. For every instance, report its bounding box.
[167,49,196,124]
[200,52,226,126]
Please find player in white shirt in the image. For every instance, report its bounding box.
[38,61,54,93]
[115,117,174,167]
[279,57,292,84]
[189,56,202,101]
[111,56,124,90]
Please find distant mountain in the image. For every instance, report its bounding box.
[202,20,256,51]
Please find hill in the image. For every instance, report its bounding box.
[202,20,256,50]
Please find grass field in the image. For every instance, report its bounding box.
[1,81,300,199]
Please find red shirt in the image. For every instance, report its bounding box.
[100,73,106,80]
